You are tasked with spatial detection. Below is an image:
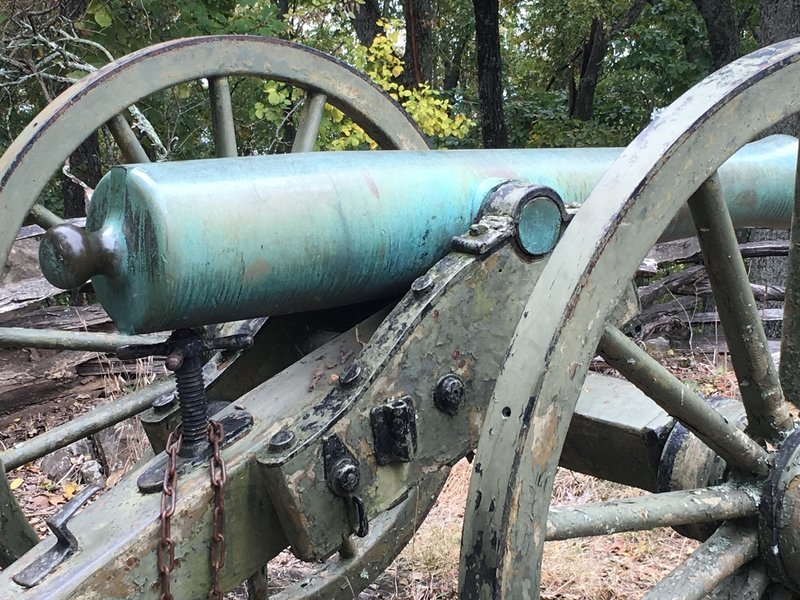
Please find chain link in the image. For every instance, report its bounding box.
[208,420,227,600]
[158,429,182,600]
[157,422,227,600]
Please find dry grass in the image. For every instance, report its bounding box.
[348,462,697,600]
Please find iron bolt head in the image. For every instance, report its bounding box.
[434,374,465,416]
[165,351,185,372]
[469,223,488,236]
[333,460,360,495]
[152,391,178,411]
[339,363,362,386]
[411,274,435,295]
[268,429,295,452]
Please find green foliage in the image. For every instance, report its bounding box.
[251,19,474,150]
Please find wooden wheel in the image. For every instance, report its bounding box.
[462,39,800,598]
[0,35,435,594]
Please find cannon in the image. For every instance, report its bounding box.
[1,34,800,599]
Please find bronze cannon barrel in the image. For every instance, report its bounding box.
[39,136,797,333]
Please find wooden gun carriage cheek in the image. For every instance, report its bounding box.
[2,33,800,600]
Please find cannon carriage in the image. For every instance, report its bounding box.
[1,34,800,598]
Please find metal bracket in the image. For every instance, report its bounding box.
[370,396,417,465]
[13,484,101,588]
[322,435,368,537]
[452,216,514,255]
[452,182,568,257]
[137,410,253,493]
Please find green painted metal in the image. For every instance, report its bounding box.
[208,77,237,158]
[688,174,792,442]
[781,149,800,409]
[598,325,770,476]
[0,327,163,351]
[27,204,63,230]
[644,522,758,600]
[0,380,173,472]
[560,373,674,492]
[106,115,150,164]
[460,38,800,599]
[546,484,758,541]
[41,136,797,334]
[0,458,39,567]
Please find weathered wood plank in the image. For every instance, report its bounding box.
[645,238,789,267]
[15,218,85,241]
[0,349,103,414]
[0,277,63,318]
[0,304,110,329]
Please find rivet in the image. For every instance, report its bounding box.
[268,429,295,451]
[339,363,362,386]
[469,223,488,236]
[411,274,434,295]
[434,374,466,415]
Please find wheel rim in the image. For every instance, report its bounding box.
[0,35,432,592]
[0,34,429,268]
[461,38,800,598]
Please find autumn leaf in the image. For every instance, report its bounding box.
[63,481,79,499]
[9,477,23,490]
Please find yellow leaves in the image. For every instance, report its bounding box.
[63,481,79,500]
[9,477,23,490]
[251,18,474,150]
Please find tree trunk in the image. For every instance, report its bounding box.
[351,0,382,47]
[692,0,740,71]
[472,0,508,148]
[569,18,607,121]
[403,0,433,86]
[443,36,468,93]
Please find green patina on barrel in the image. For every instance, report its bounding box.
[39,136,797,333]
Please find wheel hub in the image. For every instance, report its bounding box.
[760,427,800,592]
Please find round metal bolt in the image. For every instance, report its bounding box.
[152,391,178,411]
[469,223,489,236]
[339,363,362,387]
[333,460,360,495]
[411,274,435,296]
[268,429,296,452]
[434,374,465,416]
[165,351,184,372]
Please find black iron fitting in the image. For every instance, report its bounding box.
[117,328,253,457]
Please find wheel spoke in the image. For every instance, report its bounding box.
[546,484,758,541]
[27,203,63,229]
[106,113,150,163]
[208,76,237,158]
[707,559,770,599]
[598,325,770,475]
[688,172,793,442]
[643,522,758,600]
[0,327,164,352]
[0,378,173,470]
[780,147,800,408]
[292,92,327,153]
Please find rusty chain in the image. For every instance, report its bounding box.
[158,429,182,600]
[208,420,227,600]
[157,422,227,600]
